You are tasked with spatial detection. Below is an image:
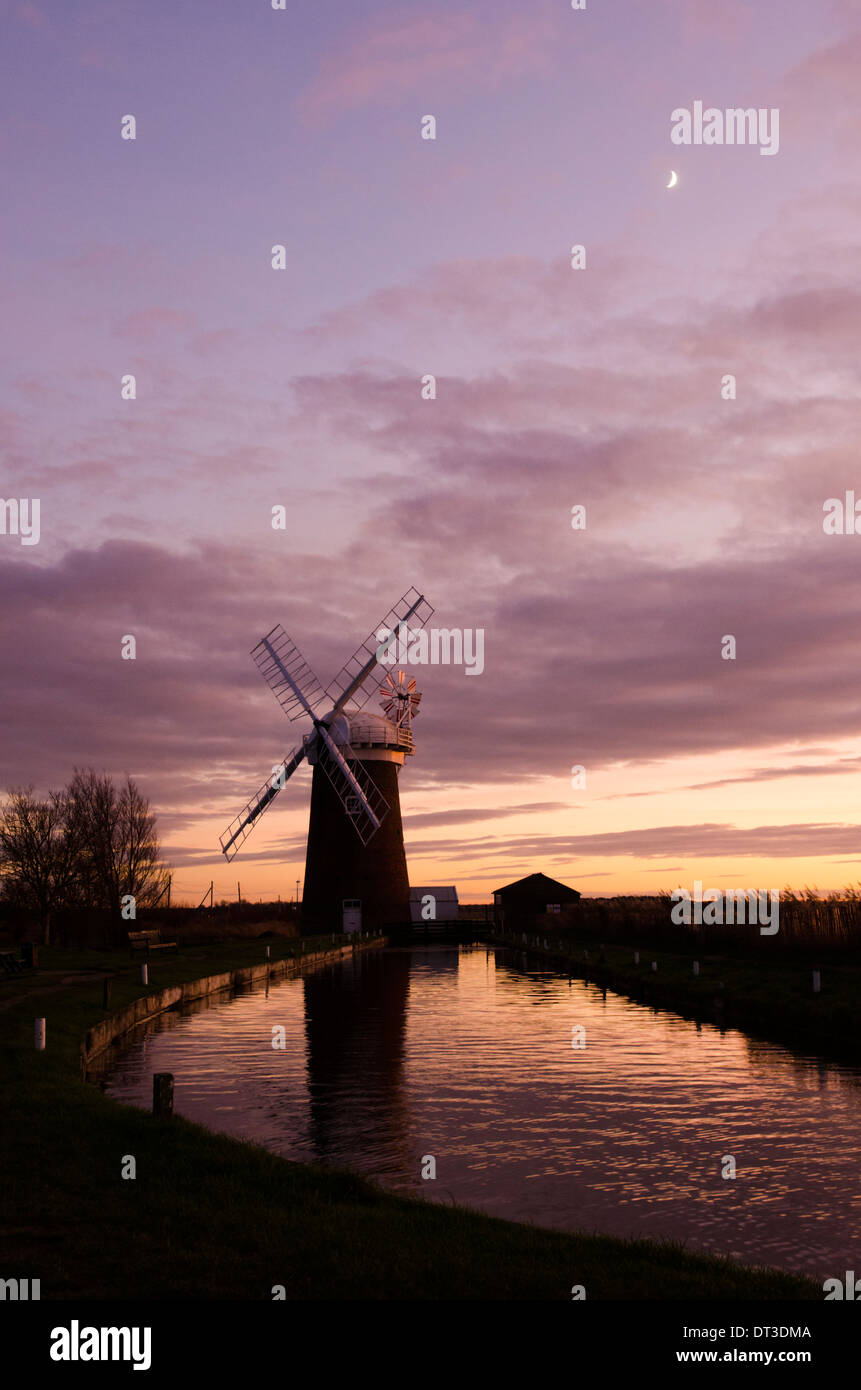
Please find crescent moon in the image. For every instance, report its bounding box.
[667,170,679,189]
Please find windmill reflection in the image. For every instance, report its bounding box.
[302,946,414,1177]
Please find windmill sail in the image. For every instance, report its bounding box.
[315,725,389,845]
[251,625,328,721]
[325,587,434,714]
[220,745,306,860]
[221,588,429,871]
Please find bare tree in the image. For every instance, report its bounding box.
[0,787,79,944]
[66,770,168,938]
[1,772,169,946]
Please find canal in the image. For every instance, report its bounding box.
[94,943,861,1277]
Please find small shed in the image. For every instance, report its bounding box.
[409,886,459,924]
[493,873,580,928]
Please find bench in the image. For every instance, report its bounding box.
[128,929,178,956]
[0,950,26,978]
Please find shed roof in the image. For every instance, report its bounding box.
[493,872,580,898]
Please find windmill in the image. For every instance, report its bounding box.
[220,587,433,932]
[379,670,421,729]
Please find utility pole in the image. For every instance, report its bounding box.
[237,881,241,904]
[209,880,214,910]
[167,874,171,909]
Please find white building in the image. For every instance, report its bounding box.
[409,886,459,924]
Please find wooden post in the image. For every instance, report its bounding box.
[34,1018,46,1051]
[141,963,148,985]
[102,978,111,1009]
[153,1073,174,1118]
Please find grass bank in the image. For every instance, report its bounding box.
[486,927,861,1065]
[0,940,820,1300]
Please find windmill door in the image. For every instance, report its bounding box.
[342,899,362,934]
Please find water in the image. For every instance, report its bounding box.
[95,944,861,1277]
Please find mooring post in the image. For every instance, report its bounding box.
[34,1018,46,1051]
[153,1072,174,1118]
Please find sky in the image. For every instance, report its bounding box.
[3,0,861,903]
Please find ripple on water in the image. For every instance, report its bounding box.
[98,944,861,1277]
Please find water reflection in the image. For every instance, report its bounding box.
[303,948,413,1173]
[96,944,861,1277]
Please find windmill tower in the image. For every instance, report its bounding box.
[220,588,433,933]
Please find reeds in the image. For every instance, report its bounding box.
[540,885,861,956]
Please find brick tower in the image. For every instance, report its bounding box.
[302,713,413,932]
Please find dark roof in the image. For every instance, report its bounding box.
[493,872,580,898]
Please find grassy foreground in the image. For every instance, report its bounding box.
[0,941,820,1301]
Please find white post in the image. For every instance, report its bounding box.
[141,963,148,985]
[35,1018,46,1051]
[812,970,821,994]
[693,961,699,977]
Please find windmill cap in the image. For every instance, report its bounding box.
[345,710,410,748]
